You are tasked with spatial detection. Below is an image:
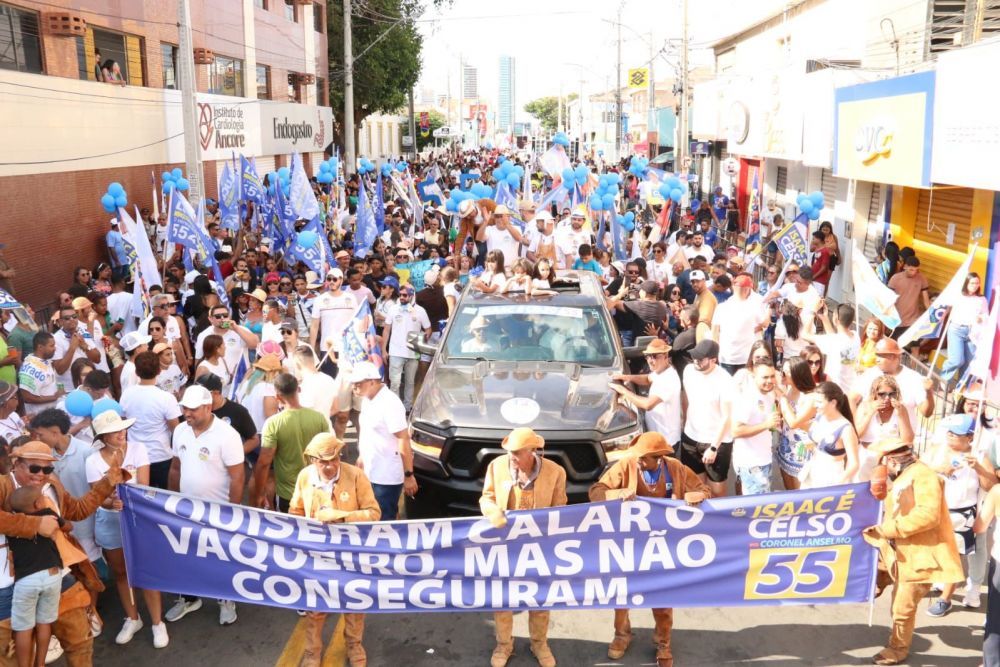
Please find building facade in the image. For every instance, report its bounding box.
[0,0,332,309]
[498,55,515,134]
[462,64,478,100]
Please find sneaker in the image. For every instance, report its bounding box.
[219,600,237,626]
[115,617,144,645]
[926,599,953,617]
[44,636,63,665]
[151,622,169,649]
[964,590,982,608]
[165,597,202,622]
[87,608,103,638]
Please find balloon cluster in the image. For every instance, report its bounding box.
[796,191,826,221]
[100,182,127,213]
[551,132,570,147]
[493,160,524,188]
[267,167,291,197]
[64,390,123,419]
[316,156,339,184]
[357,157,376,175]
[467,182,494,199]
[658,175,685,204]
[561,164,590,190]
[588,172,621,211]
[161,168,190,195]
[617,211,636,233]
[444,189,477,213]
[628,156,649,178]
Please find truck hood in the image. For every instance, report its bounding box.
[411,360,638,434]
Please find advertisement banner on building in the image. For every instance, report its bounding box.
[121,483,878,614]
[833,72,935,188]
[628,68,649,88]
[419,112,430,138]
[259,102,333,155]
[932,39,1000,190]
[192,94,262,162]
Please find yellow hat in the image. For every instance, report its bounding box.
[867,437,911,458]
[501,427,545,452]
[302,433,345,463]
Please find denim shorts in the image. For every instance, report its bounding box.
[736,464,773,496]
[0,584,12,622]
[11,569,60,631]
[95,508,123,550]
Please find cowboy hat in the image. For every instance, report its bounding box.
[10,441,55,462]
[303,433,346,462]
[642,339,671,356]
[253,353,283,373]
[628,432,674,457]
[867,437,912,458]
[501,427,545,452]
[248,288,268,303]
[304,270,323,289]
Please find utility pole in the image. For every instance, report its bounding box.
[677,0,689,174]
[647,30,655,157]
[615,3,622,162]
[343,0,356,175]
[177,0,203,201]
[557,85,563,133]
[408,87,417,159]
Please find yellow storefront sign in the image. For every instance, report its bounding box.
[628,68,648,89]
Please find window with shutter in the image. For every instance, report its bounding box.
[775,166,788,195]
[125,34,144,86]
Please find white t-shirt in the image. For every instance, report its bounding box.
[732,386,776,468]
[556,227,589,267]
[299,371,338,418]
[647,259,672,286]
[119,361,138,392]
[139,315,181,342]
[714,294,767,365]
[197,357,232,392]
[261,320,283,345]
[106,292,133,328]
[348,285,376,308]
[120,384,182,463]
[0,413,26,443]
[195,327,248,376]
[358,386,408,484]
[172,416,244,503]
[239,380,278,433]
[156,363,187,396]
[311,291,358,353]
[85,441,149,498]
[476,271,507,291]
[645,367,681,445]
[682,365,733,443]
[53,327,97,389]
[775,318,808,359]
[386,303,431,359]
[18,355,57,416]
[813,331,860,391]
[852,365,926,431]
[684,244,710,261]
[485,225,520,267]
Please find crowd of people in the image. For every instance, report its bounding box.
[0,144,992,666]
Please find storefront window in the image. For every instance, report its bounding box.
[209,55,244,97]
[256,64,270,100]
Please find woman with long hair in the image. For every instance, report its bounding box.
[86,411,167,647]
[153,343,186,398]
[800,382,860,488]
[244,289,266,335]
[774,301,805,361]
[69,266,92,297]
[857,317,886,371]
[802,343,827,385]
[732,340,773,392]
[91,262,113,296]
[236,353,282,435]
[194,334,231,392]
[876,241,900,284]
[441,267,461,317]
[374,281,399,337]
[775,356,819,490]
[854,374,913,481]
[458,255,472,286]
[941,272,988,385]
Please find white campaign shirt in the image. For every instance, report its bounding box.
[555,228,590,267]
[714,293,766,365]
[120,384,182,463]
[311,291,358,353]
[239,380,277,433]
[195,327,248,375]
[814,332,860,391]
[172,416,244,503]
[682,365,733,443]
[53,436,100,561]
[645,367,682,444]
[348,285,376,308]
[299,371,338,418]
[386,303,431,359]
[358,386,408,485]
[106,291,132,328]
[18,354,57,416]
[852,366,926,431]
[485,225,520,266]
[53,327,97,389]
[732,386,777,468]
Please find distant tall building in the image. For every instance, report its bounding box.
[462,65,478,99]
[498,56,515,134]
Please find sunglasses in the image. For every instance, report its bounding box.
[653,249,664,254]
[280,329,294,335]
[210,313,227,319]
[62,313,78,319]
[808,358,822,366]
[326,276,342,282]
[876,391,897,399]
[27,464,54,475]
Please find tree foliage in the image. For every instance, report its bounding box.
[416,109,447,151]
[523,94,579,133]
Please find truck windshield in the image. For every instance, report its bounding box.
[444,303,616,365]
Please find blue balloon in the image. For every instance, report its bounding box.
[176,178,190,192]
[171,167,183,180]
[278,166,290,181]
[396,162,407,172]
[114,194,127,207]
[561,167,575,184]
[608,173,621,184]
[658,184,671,198]
[108,182,125,197]
[297,230,318,247]
[624,212,635,224]
[602,193,615,209]
[91,397,123,419]
[491,168,503,182]
[799,199,814,215]
[809,191,825,210]
[796,193,808,207]
[666,176,681,190]
[589,195,604,211]
[512,165,523,177]
[622,217,635,232]
[100,193,115,210]
[446,198,458,212]
[382,164,393,177]
[808,208,821,221]
[162,182,175,194]
[505,173,520,187]
[670,189,683,203]
[64,390,93,418]
[161,171,172,183]
[691,199,701,210]
[318,162,330,173]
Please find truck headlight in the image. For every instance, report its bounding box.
[410,424,446,458]
[601,427,642,452]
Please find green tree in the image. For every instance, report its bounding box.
[524,94,578,133]
[327,0,424,151]
[415,109,446,151]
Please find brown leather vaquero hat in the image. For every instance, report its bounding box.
[501,428,545,452]
[628,432,674,457]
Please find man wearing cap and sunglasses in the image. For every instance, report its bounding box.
[590,432,709,666]
[381,284,431,412]
[480,427,566,667]
[194,304,260,379]
[288,433,380,667]
[863,437,963,665]
[680,339,734,498]
[849,338,935,431]
[308,268,356,375]
[609,339,682,448]
[477,204,524,268]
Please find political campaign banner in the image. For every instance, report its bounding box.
[771,220,810,266]
[120,482,879,614]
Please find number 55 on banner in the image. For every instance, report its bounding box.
[744,546,852,600]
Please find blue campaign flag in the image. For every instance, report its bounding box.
[0,289,20,310]
[417,175,444,206]
[120,482,879,615]
[494,181,523,230]
[195,199,229,307]
[354,178,378,258]
[374,175,386,235]
[241,155,264,205]
[165,190,207,254]
[289,152,320,222]
[227,355,249,401]
[218,162,240,231]
[340,300,384,377]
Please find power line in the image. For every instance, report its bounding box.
[0,132,185,166]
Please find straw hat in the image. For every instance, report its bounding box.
[867,437,911,458]
[10,441,55,462]
[253,353,283,373]
[501,427,545,452]
[92,410,136,437]
[303,433,346,462]
[248,288,268,303]
[642,339,672,356]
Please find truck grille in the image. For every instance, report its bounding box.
[444,438,604,482]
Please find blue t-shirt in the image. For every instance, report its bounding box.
[105,230,129,267]
[572,258,603,274]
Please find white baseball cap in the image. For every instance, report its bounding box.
[178,385,213,408]
[349,361,382,383]
[119,331,151,352]
[689,270,707,281]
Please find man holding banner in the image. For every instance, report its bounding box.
[589,432,709,667]
[480,428,566,667]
